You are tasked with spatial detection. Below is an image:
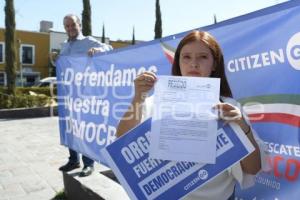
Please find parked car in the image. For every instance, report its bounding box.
[34,77,57,87]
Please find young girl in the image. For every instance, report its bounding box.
[116,31,262,200]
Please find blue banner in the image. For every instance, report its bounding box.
[56,1,300,198]
[101,119,253,200]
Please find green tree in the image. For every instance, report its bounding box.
[5,0,17,95]
[101,23,105,43]
[214,14,217,24]
[132,26,136,45]
[154,0,162,39]
[82,0,91,36]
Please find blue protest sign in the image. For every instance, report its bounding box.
[101,118,254,200]
[56,1,300,198]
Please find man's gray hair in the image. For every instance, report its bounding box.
[63,14,81,25]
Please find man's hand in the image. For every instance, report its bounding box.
[87,47,103,56]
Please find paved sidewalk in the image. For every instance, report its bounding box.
[0,117,68,200]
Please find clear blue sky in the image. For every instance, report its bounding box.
[0,0,289,41]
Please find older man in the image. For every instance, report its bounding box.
[56,14,112,177]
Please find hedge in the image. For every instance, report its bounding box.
[0,87,56,109]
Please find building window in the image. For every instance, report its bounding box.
[16,72,40,87]
[0,42,4,63]
[0,72,6,86]
[20,44,35,65]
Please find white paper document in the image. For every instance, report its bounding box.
[149,75,220,163]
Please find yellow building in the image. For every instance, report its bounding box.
[0,28,50,86]
[0,24,135,87]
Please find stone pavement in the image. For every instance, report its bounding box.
[0,117,109,200]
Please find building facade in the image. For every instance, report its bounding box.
[0,28,50,86]
[0,23,132,87]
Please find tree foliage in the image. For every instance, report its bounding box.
[82,0,92,36]
[5,0,17,95]
[154,0,162,39]
[102,23,105,43]
[132,26,136,45]
[214,14,217,24]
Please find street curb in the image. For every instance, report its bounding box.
[63,172,104,200]
[0,106,58,119]
[63,169,129,200]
